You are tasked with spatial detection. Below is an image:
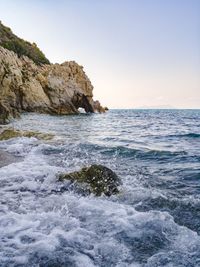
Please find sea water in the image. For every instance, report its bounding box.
[0,109,200,266]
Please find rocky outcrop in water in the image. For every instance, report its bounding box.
[59,164,122,196]
[0,128,54,141]
[0,22,106,124]
[0,149,21,167]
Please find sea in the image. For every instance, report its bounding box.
[0,109,200,267]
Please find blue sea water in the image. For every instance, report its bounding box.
[0,109,200,266]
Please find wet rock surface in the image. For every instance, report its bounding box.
[59,164,122,196]
[0,128,54,141]
[0,149,21,167]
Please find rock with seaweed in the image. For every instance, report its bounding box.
[0,128,54,141]
[59,164,122,196]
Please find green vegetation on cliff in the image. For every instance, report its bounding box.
[0,21,50,65]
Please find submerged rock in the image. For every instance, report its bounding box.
[0,128,54,141]
[59,164,122,196]
[0,149,21,167]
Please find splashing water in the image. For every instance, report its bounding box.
[0,109,200,266]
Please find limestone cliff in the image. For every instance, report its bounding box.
[0,23,106,124]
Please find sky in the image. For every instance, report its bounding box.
[0,0,199,108]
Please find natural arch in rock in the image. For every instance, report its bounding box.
[72,93,94,113]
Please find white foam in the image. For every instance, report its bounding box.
[0,120,200,266]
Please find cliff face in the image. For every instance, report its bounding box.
[0,36,106,124]
[0,21,106,124]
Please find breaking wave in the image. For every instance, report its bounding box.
[0,109,200,266]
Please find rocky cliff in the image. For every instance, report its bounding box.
[0,23,106,124]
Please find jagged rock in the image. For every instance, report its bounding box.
[0,23,107,124]
[59,164,122,196]
[93,100,107,113]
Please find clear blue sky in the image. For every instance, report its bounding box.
[0,0,199,108]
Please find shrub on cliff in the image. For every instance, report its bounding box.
[0,21,50,65]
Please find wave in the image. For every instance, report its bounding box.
[79,143,187,161]
[135,195,200,234]
[168,133,200,138]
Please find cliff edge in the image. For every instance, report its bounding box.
[0,22,106,124]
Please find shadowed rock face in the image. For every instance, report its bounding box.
[0,46,106,123]
[59,164,122,196]
[0,101,11,124]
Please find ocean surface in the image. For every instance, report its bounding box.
[0,109,200,267]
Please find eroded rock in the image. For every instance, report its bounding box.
[59,164,122,196]
[0,46,107,123]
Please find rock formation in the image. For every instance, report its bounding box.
[59,164,122,196]
[0,128,54,141]
[0,149,21,167]
[0,22,106,124]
